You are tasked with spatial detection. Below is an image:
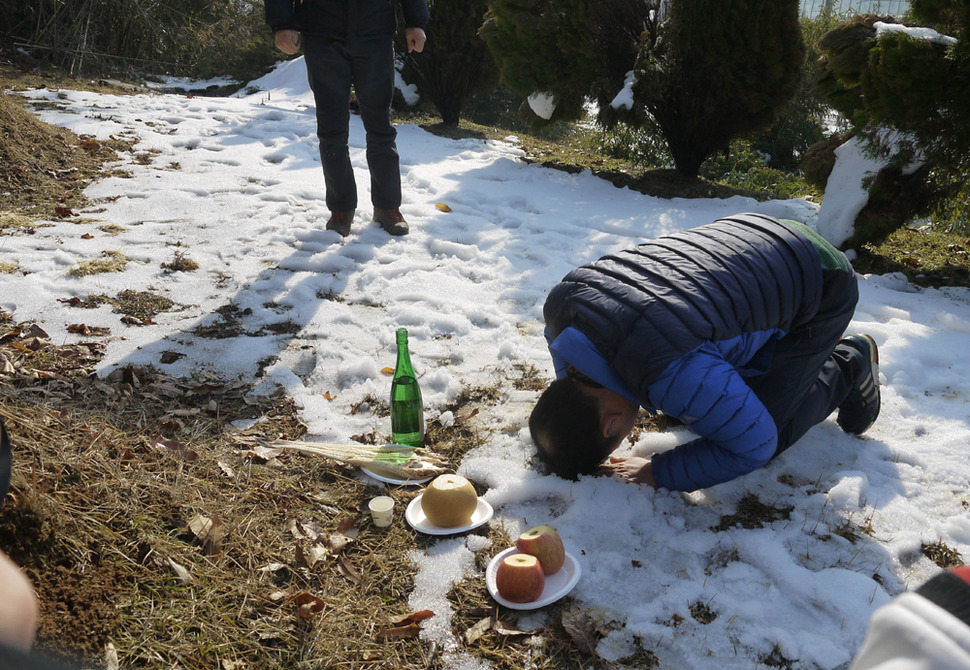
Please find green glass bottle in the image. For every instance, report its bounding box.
[390,328,424,448]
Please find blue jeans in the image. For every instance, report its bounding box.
[302,35,401,212]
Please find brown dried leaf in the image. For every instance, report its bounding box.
[266,590,288,602]
[217,461,235,477]
[150,435,198,461]
[161,408,200,419]
[295,542,329,569]
[336,556,360,584]
[291,592,325,619]
[187,513,224,557]
[242,444,283,463]
[289,518,325,542]
[561,606,597,654]
[328,529,356,554]
[456,408,480,424]
[380,366,395,375]
[388,610,435,626]
[493,619,538,638]
[376,623,421,640]
[465,617,491,645]
[105,642,118,670]
[304,545,329,568]
[167,556,192,583]
[336,516,358,534]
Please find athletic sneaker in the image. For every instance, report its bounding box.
[374,208,409,236]
[326,210,354,237]
[837,334,881,435]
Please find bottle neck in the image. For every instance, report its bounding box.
[395,329,415,378]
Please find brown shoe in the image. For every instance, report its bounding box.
[326,210,354,237]
[373,208,409,236]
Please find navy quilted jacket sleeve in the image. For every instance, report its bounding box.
[543,213,824,491]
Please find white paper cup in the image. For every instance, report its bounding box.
[368,496,395,527]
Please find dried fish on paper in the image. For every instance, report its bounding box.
[269,440,449,479]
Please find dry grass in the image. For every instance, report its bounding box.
[0,313,628,669]
[68,250,129,277]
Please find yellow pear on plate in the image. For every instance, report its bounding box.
[421,474,478,527]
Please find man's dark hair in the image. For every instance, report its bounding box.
[529,377,615,479]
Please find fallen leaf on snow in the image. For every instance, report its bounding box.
[435,202,452,212]
[456,408,480,424]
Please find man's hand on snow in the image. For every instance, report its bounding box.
[600,456,657,487]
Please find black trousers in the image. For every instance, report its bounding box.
[302,34,401,212]
[744,266,866,457]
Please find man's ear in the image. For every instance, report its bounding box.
[600,409,619,439]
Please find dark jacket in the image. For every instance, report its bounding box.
[543,213,828,491]
[264,0,429,42]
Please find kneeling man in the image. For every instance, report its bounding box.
[529,212,880,491]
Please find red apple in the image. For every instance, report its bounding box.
[515,524,565,575]
[495,553,545,603]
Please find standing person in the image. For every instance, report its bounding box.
[265,0,429,237]
[529,212,881,491]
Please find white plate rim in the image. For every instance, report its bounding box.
[361,465,432,486]
[405,494,493,535]
[485,547,581,610]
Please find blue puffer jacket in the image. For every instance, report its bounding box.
[543,213,825,491]
[264,0,429,41]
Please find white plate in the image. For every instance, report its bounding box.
[405,494,493,535]
[486,547,581,610]
[361,465,432,486]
